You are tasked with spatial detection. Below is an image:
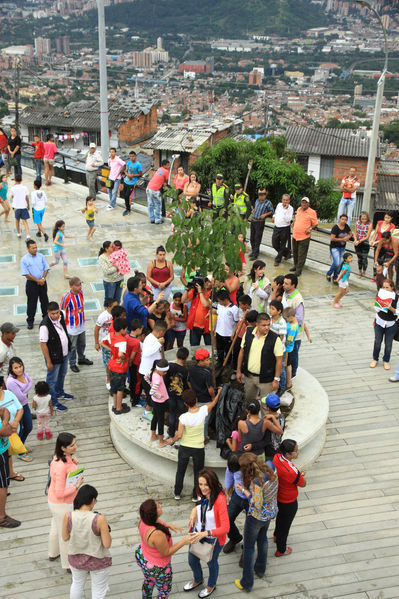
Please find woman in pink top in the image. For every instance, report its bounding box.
[48,432,84,570]
[43,133,58,186]
[145,359,170,447]
[174,165,189,195]
[136,498,192,599]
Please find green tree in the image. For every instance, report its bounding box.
[382,119,399,146]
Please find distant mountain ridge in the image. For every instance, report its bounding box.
[107,0,332,38]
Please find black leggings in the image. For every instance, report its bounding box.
[274,499,298,554]
[151,402,166,435]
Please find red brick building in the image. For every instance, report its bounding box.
[179,58,214,75]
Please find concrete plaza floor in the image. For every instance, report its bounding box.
[1,170,399,598]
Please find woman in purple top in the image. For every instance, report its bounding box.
[6,357,33,461]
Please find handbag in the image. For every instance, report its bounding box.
[188,498,216,562]
[105,178,114,190]
[8,433,27,456]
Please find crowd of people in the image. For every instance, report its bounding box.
[0,137,398,598]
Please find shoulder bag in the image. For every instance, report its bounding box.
[188,498,216,562]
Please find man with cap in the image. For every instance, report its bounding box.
[236,312,283,403]
[249,188,274,260]
[20,239,49,329]
[290,197,318,276]
[85,142,104,198]
[260,393,285,460]
[208,173,229,219]
[231,183,251,221]
[0,323,18,386]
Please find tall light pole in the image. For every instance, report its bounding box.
[355,0,389,216]
[96,0,109,162]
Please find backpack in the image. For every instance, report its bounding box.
[264,413,286,457]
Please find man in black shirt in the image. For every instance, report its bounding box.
[188,348,215,441]
[166,347,189,437]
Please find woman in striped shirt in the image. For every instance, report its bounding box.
[354,211,372,277]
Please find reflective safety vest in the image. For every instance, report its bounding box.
[233,192,249,215]
[211,183,227,207]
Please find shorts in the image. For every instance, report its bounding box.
[286,351,294,367]
[0,451,10,488]
[110,370,127,393]
[33,208,45,224]
[44,158,54,165]
[86,219,95,228]
[15,208,30,220]
[101,346,111,368]
[338,280,349,289]
[170,329,187,343]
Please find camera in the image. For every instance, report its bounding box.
[187,271,205,291]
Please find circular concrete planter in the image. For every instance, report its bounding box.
[109,366,328,495]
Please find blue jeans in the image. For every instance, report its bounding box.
[337,196,356,225]
[146,188,162,223]
[108,179,120,207]
[228,490,249,543]
[46,355,69,405]
[189,327,211,346]
[327,247,345,280]
[188,539,223,588]
[13,153,22,177]
[34,158,42,179]
[373,323,396,363]
[103,280,123,305]
[19,403,33,445]
[241,515,270,592]
[279,360,286,391]
[291,339,301,378]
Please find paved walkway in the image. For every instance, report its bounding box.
[1,171,399,598]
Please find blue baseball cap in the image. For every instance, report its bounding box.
[262,393,280,409]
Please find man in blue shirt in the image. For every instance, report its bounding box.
[20,239,50,329]
[121,151,143,217]
[123,276,163,328]
[249,188,274,260]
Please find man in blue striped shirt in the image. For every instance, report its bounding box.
[249,188,274,260]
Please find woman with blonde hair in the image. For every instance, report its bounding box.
[234,453,278,593]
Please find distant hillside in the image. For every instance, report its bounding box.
[107,0,332,38]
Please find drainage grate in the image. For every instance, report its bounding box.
[170,287,185,297]
[0,286,18,297]
[78,257,99,267]
[14,304,40,315]
[129,260,141,271]
[84,299,101,311]
[38,248,52,256]
[0,255,16,264]
[90,282,104,293]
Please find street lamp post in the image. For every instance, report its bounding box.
[355,0,389,216]
[96,0,109,162]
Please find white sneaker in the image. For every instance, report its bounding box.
[174,494,181,500]
[106,383,111,390]
[26,235,31,239]
[17,233,21,238]
[106,205,114,211]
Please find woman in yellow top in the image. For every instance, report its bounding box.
[81,196,98,240]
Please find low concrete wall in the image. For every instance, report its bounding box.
[109,366,328,496]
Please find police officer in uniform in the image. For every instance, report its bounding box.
[208,173,229,219]
[231,183,251,221]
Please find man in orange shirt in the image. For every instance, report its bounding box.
[290,197,318,276]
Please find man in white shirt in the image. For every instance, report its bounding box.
[85,142,104,198]
[272,193,294,266]
[10,174,30,239]
[215,289,239,366]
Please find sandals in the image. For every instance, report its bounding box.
[10,473,25,481]
[17,454,33,462]
[0,515,21,528]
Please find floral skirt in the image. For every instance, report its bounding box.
[135,544,173,599]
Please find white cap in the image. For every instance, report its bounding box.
[301,196,310,203]
[89,142,96,148]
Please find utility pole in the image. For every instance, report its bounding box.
[96,0,109,162]
[355,0,389,216]
[14,57,21,131]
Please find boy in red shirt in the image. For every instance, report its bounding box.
[101,317,137,415]
[32,134,45,181]
[128,318,144,407]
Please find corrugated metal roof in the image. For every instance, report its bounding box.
[376,173,399,210]
[20,100,154,131]
[286,125,380,158]
[143,117,242,152]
